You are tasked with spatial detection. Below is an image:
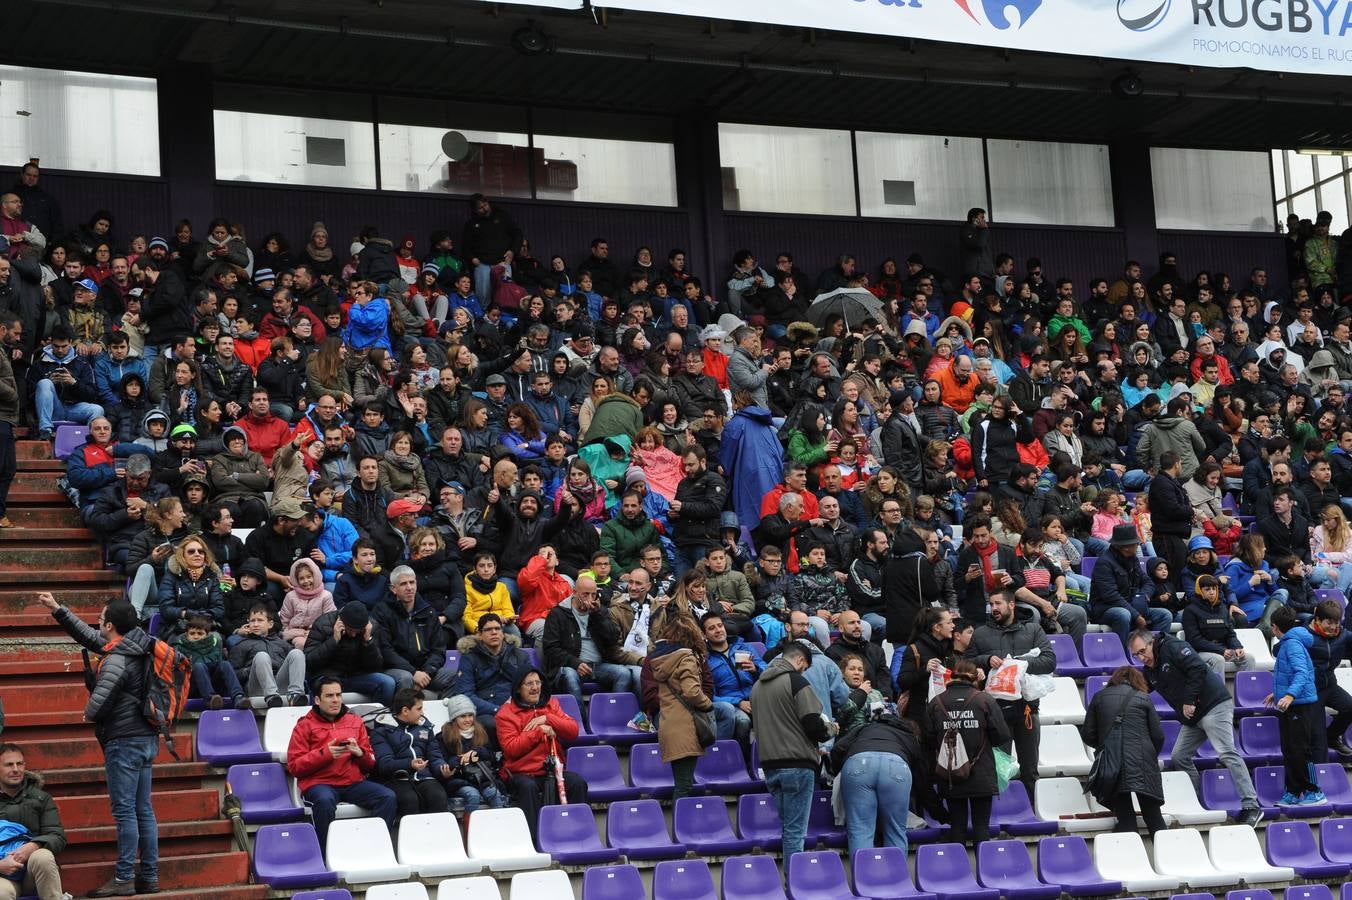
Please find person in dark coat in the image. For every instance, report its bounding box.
[954,517,1028,623]
[831,711,947,856]
[1081,665,1166,835]
[970,591,1055,787]
[891,606,954,724]
[1147,450,1194,587]
[969,395,1027,489]
[304,601,395,705]
[883,527,936,646]
[880,391,925,492]
[923,658,1009,847]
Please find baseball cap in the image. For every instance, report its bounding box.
[271,498,309,520]
[386,498,422,519]
[485,374,507,387]
[444,481,466,495]
[74,278,98,293]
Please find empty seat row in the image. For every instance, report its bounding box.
[297,870,573,900]
[569,740,760,800]
[1095,825,1292,892]
[1047,629,1275,677]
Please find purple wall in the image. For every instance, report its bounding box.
[28,169,1286,299]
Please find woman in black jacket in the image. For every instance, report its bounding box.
[831,713,947,856]
[970,395,1027,488]
[923,658,1011,847]
[1080,665,1166,835]
[893,607,955,724]
[407,527,468,639]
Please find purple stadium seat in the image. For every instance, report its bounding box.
[252,823,338,889]
[583,864,644,900]
[722,855,789,900]
[1161,721,1219,769]
[1036,835,1123,897]
[1263,820,1350,878]
[554,692,598,745]
[1225,892,1275,900]
[1316,764,1352,813]
[1344,887,1352,900]
[1170,894,1216,900]
[851,847,938,900]
[197,710,271,766]
[1149,691,1176,720]
[736,793,783,850]
[1233,671,1273,716]
[521,647,540,668]
[745,642,767,657]
[992,780,1057,836]
[1285,890,1334,900]
[1080,633,1130,674]
[693,740,758,793]
[976,840,1061,900]
[291,892,353,900]
[1255,765,1332,816]
[749,740,763,779]
[787,851,861,900]
[1237,717,1282,764]
[629,742,675,799]
[536,803,619,865]
[566,746,639,802]
[226,763,304,824]
[1323,818,1352,865]
[915,843,1001,900]
[606,799,686,860]
[53,424,88,461]
[805,791,846,848]
[588,693,646,745]
[1202,769,1273,818]
[1046,634,1093,678]
[653,858,717,900]
[1082,675,1109,707]
[1316,589,1347,612]
[907,811,949,845]
[673,797,756,855]
[1081,557,1097,577]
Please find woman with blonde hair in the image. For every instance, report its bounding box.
[1313,504,1352,592]
[155,533,224,639]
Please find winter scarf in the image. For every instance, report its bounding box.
[383,449,420,472]
[306,222,334,263]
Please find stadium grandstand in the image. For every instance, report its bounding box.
[11,0,1352,897]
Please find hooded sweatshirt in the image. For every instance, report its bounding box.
[495,667,580,779]
[280,558,337,644]
[133,409,170,453]
[1274,625,1318,706]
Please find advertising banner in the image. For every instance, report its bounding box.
[583,0,1352,76]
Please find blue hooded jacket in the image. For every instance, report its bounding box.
[314,511,360,583]
[1222,555,1281,624]
[719,406,784,531]
[707,637,766,705]
[342,295,392,354]
[1274,625,1319,705]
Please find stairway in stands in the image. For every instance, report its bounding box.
[0,434,267,899]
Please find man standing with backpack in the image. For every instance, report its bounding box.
[39,591,162,896]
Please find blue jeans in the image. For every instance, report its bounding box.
[105,735,159,882]
[449,782,507,814]
[1085,537,1110,557]
[861,613,887,644]
[764,767,816,858]
[1123,469,1152,491]
[713,701,751,745]
[555,663,637,721]
[303,780,398,847]
[672,544,710,579]
[33,378,103,432]
[334,672,398,706]
[840,751,912,857]
[1097,606,1172,648]
[473,264,493,305]
[191,660,244,703]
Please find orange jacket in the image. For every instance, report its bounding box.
[516,555,572,633]
[496,696,580,779]
[285,707,377,793]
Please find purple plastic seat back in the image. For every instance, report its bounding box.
[745,641,767,657]
[1081,557,1097,577]
[1170,894,1216,900]
[787,851,856,900]
[607,799,678,851]
[588,692,642,738]
[673,797,746,851]
[1082,675,1109,706]
[853,846,938,899]
[629,742,675,797]
[1046,634,1085,674]
[1344,887,1352,900]
[977,839,1039,881]
[991,780,1056,835]
[522,647,540,668]
[1158,719,1181,764]
[554,693,595,742]
[693,740,755,788]
[1239,716,1282,760]
[1080,634,1129,672]
[1036,835,1123,894]
[736,793,783,845]
[1234,671,1274,712]
[1316,763,1352,803]
[537,802,607,852]
[722,855,788,900]
[1283,889,1333,900]
[291,891,354,900]
[253,823,337,888]
[198,710,269,765]
[443,649,460,673]
[916,842,983,891]
[566,745,632,798]
[53,424,88,461]
[1322,818,1352,863]
[652,858,717,900]
[805,791,846,846]
[227,763,303,823]
[1202,769,1244,815]
[583,864,644,900]
[1224,892,1276,900]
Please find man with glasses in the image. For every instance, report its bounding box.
[63,416,150,510]
[540,575,638,718]
[1128,626,1263,827]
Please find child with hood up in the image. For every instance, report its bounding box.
[1145,556,1186,620]
[279,558,336,649]
[108,372,153,444]
[134,409,171,453]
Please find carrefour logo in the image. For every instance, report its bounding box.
[952,0,1043,29]
[1118,0,1172,30]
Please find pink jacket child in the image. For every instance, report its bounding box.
[279,558,336,648]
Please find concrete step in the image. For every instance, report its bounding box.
[6,489,75,506]
[15,440,51,460]
[0,588,111,614]
[42,760,214,796]
[3,677,97,718]
[0,544,104,570]
[16,457,64,471]
[0,526,93,542]
[60,845,249,894]
[56,788,221,828]
[7,727,193,769]
[0,569,123,585]
[0,505,83,527]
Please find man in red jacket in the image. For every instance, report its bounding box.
[285,675,396,845]
[236,388,292,465]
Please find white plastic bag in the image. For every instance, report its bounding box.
[986,656,1028,700]
[1022,673,1056,701]
[622,603,651,656]
[927,668,951,703]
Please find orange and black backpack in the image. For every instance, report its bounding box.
[83,637,193,759]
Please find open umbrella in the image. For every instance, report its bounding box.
[806,287,886,330]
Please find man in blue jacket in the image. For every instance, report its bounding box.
[299,501,359,588]
[702,610,765,748]
[1270,605,1325,804]
[64,416,151,509]
[1089,525,1173,648]
[451,613,533,741]
[28,324,103,440]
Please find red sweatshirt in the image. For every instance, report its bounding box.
[285,707,376,793]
